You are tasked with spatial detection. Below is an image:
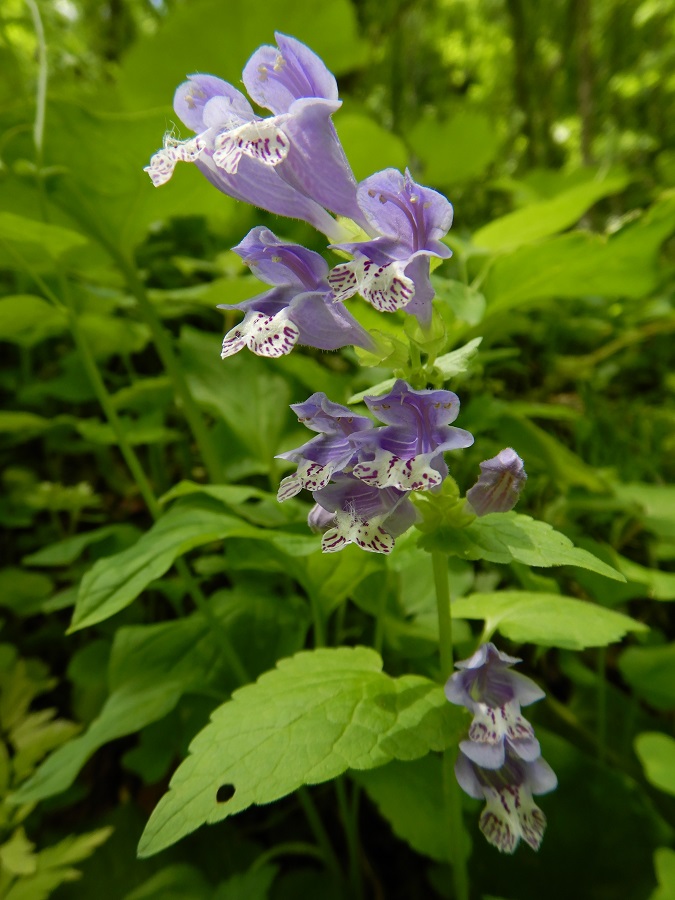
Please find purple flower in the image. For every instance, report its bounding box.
[242,34,367,228]
[445,642,545,768]
[275,393,373,501]
[312,474,417,554]
[466,448,527,516]
[218,228,374,360]
[351,380,474,492]
[328,169,454,326]
[145,35,363,240]
[455,747,557,854]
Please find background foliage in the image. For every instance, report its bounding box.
[1,0,674,898]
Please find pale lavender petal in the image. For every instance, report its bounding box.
[243,32,339,115]
[289,393,372,436]
[466,448,528,516]
[275,99,364,224]
[308,503,335,533]
[195,155,343,239]
[460,738,505,769]
[174,75,253,132]
[233,227,328,289]
[455,751,484,800]
[365,380,461,429]
[290,293,375,352]
[356,169,453,251]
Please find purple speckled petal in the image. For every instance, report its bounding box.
[243,32,339,115]
[466,448,528,516]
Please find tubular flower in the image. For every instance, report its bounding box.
[311,474,417,555]
[446,642,556,853]
[328,168,453,326]
[455,748,557,854]
[275,393,374,501]
[219,227,375,360]
[466,448,527,516]
[144,35,363,241]
[444,642,545,768]
[351,380,474,492]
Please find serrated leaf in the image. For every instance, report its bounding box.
[635,733,675,797]
[619,645,675,710]
[354,755,450,862]
[138,647,462,857]
[451,591,646,649]
[418,511,626,581]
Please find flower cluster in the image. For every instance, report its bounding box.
[445,643,557,853]
[277,380,474,553]
[146,32,455,344]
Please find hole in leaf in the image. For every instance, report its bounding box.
[216,784,235,803]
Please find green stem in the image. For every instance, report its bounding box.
[250,842,325,871]
[431,550,470,900]
[297,787,342,880]
[336,777,364,900]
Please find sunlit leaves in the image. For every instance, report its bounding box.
[452,591,646,649]
[138,647,462,856]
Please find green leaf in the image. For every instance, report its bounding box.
[138,647,462,857]
[23,524,141,568]
[336,114,408,181]
[418,510,626,581]
[15,589,308,803]
[180,326,291,467]
[0,211,88,260]
[635,733,675,797]
[354,755,451,862]
[483,192,675,313]
[613,482,675,540]
[451,591,646,649]
[348,338,482,404]
[0,829,36,876]
[117,0,366,110]
[473,173,628,252]
[409,111,500,186]
[0,569,53,617]
[68,504,254,631]
[0,296,67,347]
[215,864,278,900]
[651,848,675,900]
[619,644,675,710]
[33,827,112,870]
[126,864,212,900]
[433,278,486,326]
